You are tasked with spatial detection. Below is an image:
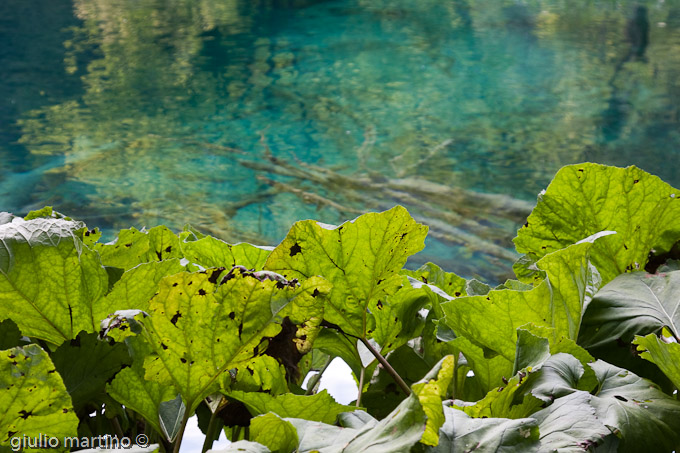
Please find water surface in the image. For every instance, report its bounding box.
[2,0,680,281]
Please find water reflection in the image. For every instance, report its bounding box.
[2,0,680,281]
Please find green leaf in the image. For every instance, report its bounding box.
[633,333,680,390]
[106,338,177,436]
[588,360,680,452]
[286,392,427,453]
[370,280,428,355]
[94,226,182,271]
[532,391,612,451]
[228,355,289,395]
[124,268,329,411]
[159,394,185,442]
[0,345,78,446]
[580,271,680,349]
[514,163,680,283]
[250,413,298,453]
[265,206,428,338]
[427,406,539,452]
[102,259,185,312]
[402,262,467,298]
[0,217,108,344]
[312,329,363,378]
[227,390,357,425]
[441,236,603,362]
[181,236,272,270]
[50,332,132,412]
[0,320,23,350]
[412,355,455,446]
[451,336,513,397]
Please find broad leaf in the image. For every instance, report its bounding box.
[181,236,272,270]
[102,259,185,312]
[427,406,539,452]
[588,360,680,452]
[0,217,108,344]
[411,355,455,446]
[580,271,680,348]
[0,345,78,446]
[106,339,177,436]
[50,332,132,412]
[265,206,428,338]
[633,333,680,390]
[285,392,427,453]
[451,336,513,397]
[228,355,289,395]
[370,280,429,355]
[227,390,357,425]
[442,236,603,361]
[159,394,186,442]
[402,262,467,298]
[121,268,329,411]
[532,391,612,451]
[94,225,182,271]
[0,319,23,350]
[515,163,680,283]
[250,413,299,453]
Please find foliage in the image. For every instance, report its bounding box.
[2,163,680,452]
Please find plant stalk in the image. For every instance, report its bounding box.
[201,408,222,453]
[356,367,365,407]
[359,337,411,396]
[305,356,334,396]
[171,412,191,453]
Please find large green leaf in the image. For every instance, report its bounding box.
[633,332,680,390]
[280,392,427,453]
[402,262,467,298]
[106,338,177,436]
[50,332,132,412]
[112,268,329,411]
[514,164,680,283]
[370,279,429,355]
[94,226,183,271]
[0,345,78,446]
[451,336,513,397]
[227,390,357,425]
[265,206,428,338]
[250,413,298,453]
[102,259,185,312]
[181,236,272,270]
[588,360,680,452]
[580,271,680,348]
[0,217,108,344]
[532,391,612,451]
[411,355,455,446]
[426,406,539,452]
[441,236,603,362]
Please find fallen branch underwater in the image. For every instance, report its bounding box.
[235,135,534,268]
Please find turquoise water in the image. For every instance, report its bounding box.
[2,0,680,281]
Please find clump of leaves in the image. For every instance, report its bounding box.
[1,164,680,452]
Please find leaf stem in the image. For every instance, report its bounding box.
[356,367,365,407]
[201,408,222,453]
[171,412,191,453]
[359,337,411,396]
[305,356,334,396]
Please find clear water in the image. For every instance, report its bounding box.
[2,0,680,281]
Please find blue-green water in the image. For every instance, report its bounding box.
[2,0,680,281]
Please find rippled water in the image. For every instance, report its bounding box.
[2,0,680,281]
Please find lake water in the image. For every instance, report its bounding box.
[2,0,680,281]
